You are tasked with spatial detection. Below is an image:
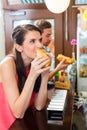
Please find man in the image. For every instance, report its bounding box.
[34,19,68,81]
[34,19,54,54]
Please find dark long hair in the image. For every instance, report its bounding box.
[12,24,42,93]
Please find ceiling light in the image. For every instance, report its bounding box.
[45,0,70,14]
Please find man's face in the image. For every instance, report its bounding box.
[42,28,52,46]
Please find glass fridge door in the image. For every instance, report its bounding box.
[77,13,87,92]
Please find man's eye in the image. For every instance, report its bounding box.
[39,38,42,43]
[46,35,51,38]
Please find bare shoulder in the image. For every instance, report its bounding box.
[0,56,16,74]
[0,56,15,66]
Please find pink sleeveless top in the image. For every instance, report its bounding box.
[0,76,35,130]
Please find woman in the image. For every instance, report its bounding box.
[0,24,50,130]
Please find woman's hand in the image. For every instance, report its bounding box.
[31,56,50,110]
[30,56,50,79]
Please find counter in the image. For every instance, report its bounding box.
[9,88,73,130]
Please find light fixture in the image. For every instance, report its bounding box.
[45,0,70,14]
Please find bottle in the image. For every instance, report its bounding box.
[59,70,65,82]
[55,71,60,81]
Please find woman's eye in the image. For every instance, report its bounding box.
[30,39,35,43]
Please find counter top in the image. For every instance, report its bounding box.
[9,88,73,130]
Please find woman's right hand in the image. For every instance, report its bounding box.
[30,56,50,79]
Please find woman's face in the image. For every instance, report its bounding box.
[21,30,42,60]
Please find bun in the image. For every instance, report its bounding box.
[57,54,73,64]
[37,49,51,68]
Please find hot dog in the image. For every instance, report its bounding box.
[57,54,73,64]
[37,49,51,68]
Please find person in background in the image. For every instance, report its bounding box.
[34,19,68,81]
[48,41,55,55]
[0,24,50,130]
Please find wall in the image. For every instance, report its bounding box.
[0,0,5,61]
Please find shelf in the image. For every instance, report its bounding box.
[72,5,87,8]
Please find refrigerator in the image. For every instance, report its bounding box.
[77,22,87,93]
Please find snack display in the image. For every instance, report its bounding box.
[56,54,73,64]
[37,49,51,68]
[79,64,87,77]
[55,81,70,90]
